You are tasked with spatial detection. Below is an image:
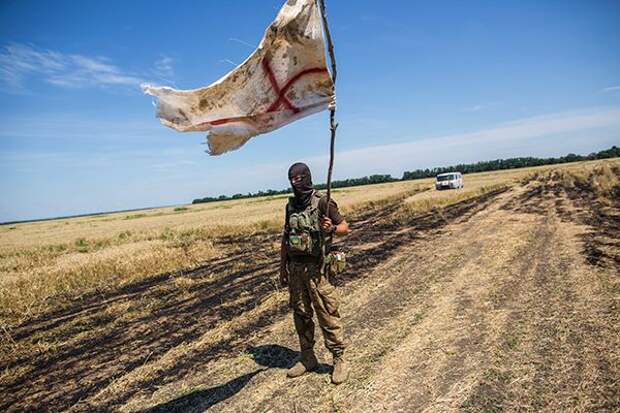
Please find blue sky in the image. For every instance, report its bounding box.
[1,0,619,222]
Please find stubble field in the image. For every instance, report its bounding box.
[1,159,619,412]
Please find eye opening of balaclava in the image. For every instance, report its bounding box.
[288,162,314,207]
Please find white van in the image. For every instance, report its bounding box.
[435,172,463,190]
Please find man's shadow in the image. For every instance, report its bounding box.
[139,344,330,412]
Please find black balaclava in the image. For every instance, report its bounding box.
[288,162,314,207]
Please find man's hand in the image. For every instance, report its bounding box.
[320,216,335,234]
[279,265,289,287]
[328,94,336,111]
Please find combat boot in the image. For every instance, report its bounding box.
[331,354,349,385]
[286,350,318,378]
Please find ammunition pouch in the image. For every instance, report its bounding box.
[288,232,317,256]
[324,250,346,277]
[286,194,324,258]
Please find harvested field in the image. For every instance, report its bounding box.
[1,159,618,412]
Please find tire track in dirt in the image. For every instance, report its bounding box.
[463,178,619,412]
[328,187,541,413]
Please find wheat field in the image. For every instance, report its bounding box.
[0,159,614,327]
[1,158,618,412]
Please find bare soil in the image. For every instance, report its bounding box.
[1,169,618,413]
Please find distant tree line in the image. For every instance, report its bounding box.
[315,174,398,190]
[193,188,293,204]
[192,146,620,204]
[402,146,620,180]
[192,174,398,204]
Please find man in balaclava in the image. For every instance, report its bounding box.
[288,162,315,208]
[280,162,351,385]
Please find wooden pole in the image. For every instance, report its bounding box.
[318,0,338,219]
[317,0,338,274]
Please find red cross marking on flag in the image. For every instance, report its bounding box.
[262,58,329,114]
[206,58,329,127]
[262,58,301,114]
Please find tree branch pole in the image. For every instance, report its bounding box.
[318,0,338,218]
[318,0,338,273]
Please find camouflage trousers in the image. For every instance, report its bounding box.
[288,260,346,356]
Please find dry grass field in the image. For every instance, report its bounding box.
[1,159,618,412]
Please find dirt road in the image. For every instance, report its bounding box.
[1,169,618,412]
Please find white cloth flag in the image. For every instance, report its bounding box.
[143,0,334,155]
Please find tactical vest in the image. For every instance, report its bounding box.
[286,192,331,258]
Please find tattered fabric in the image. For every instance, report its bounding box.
[143,0,334,155]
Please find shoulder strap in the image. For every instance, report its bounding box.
[286,197,295,214]
[287,193,322,214]
[285,197,296,228]
[310,191,322,210]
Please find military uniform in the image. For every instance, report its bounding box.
[282,163,349,384]
[284,191,346,358]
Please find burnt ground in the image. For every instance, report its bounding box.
[1,175,618,413]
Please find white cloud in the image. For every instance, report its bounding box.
[602,85,620,93]
[0,42,171,92]
[0,113,162,140]
[462,105,484,112]
[151,160,197,169]
[461,102,500,112]
[304,107,620,178]
[219,59,238,67]
[214,107,620,187]
[152,56,174,81]
[166,106,620,202]
[3,106,618,222]
[228,38,255,49]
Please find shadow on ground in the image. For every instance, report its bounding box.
[139,344,330,412]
